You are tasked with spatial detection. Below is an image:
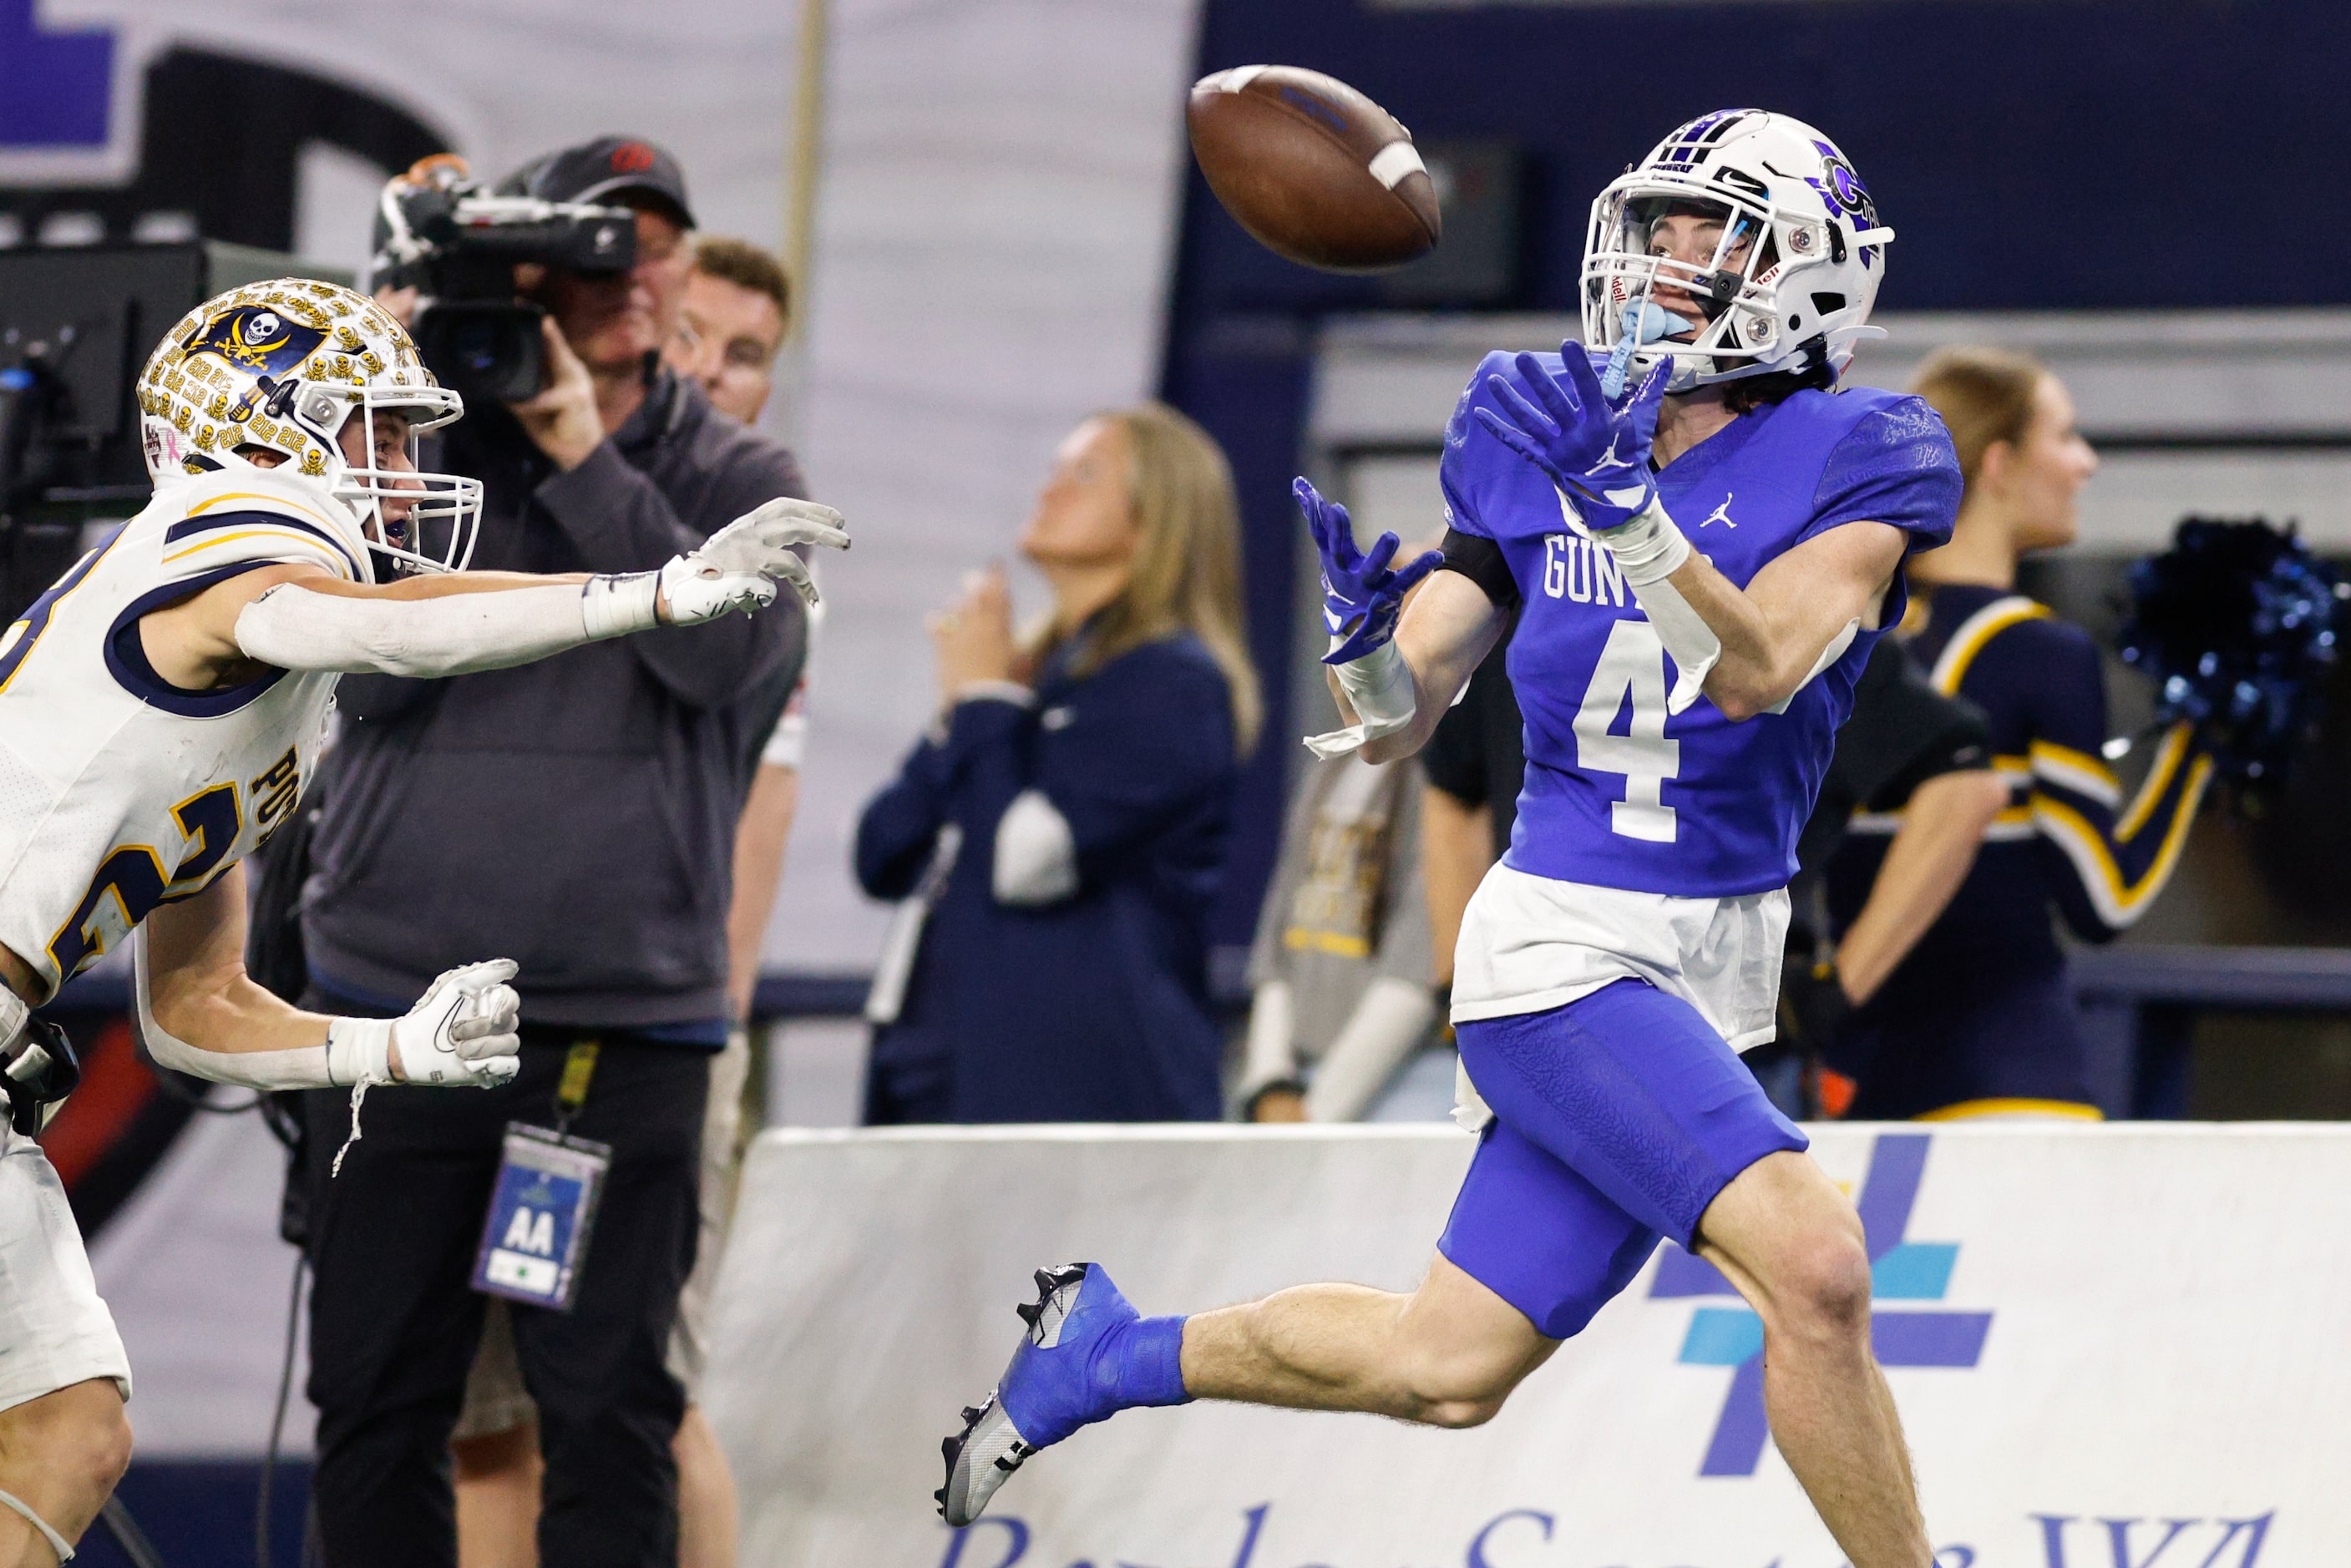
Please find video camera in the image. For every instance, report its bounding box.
[372,155,636,403]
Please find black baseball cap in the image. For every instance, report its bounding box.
[510,135,696,230]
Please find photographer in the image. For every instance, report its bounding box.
[294,137,812,1567]
[445,235,810,1568]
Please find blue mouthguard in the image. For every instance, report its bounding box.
[1602,304,1697,399]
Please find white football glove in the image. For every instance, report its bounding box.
[397,959,523,1085]
[325,959,523,1089]
[320,959,522,1176]
[663,496,849,623]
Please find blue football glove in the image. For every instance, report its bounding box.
[1475,346,1672,534]
[1297,477,1442,666]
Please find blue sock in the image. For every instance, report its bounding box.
[1105,1313,1192,1409]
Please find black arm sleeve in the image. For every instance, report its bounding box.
[1793,638,1990,882]
[1437,528,1520,609]
[1421,670,1490,809]
[1840,638,1993,813]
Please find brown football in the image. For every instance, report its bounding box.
[1187,65,1440,273]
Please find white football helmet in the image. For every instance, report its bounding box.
[1582,109,1894,396]
[134,279,483,577]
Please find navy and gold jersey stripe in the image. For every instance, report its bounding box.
[1928,594,2048,695]
[1908,584,2211,941]
[162,497,360,581]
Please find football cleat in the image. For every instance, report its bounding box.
[939,1262,1144,1526]
[936,1390,1038,1528]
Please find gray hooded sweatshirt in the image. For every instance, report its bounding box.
[300,365,808,1033]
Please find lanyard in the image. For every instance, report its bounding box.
[554,1040,600,1132]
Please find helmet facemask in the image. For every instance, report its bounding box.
[321,386,483,576]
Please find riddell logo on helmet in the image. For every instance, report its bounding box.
[610,142,657,174]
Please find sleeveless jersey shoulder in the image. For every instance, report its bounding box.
[0,476,343,995]
[1919,589,2101,758]
[1972,610,2105,755]
[1924,591,2091,697]
[147,470,369,586]
[1791,387,1963,554]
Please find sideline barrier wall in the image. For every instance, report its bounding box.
[704,1125,2334,1568]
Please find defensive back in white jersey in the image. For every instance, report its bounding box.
[0,468,362,998]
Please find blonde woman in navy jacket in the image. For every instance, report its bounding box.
[856,404,1260,1122]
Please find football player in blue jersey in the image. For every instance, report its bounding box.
[940,111,1961,1568]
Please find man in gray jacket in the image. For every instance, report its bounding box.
[295,137,810,1568]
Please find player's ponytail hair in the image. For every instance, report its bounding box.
[1911,346,2045,493]
[1029,402,1263,756]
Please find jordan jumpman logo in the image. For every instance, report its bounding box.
[1701,493,1737,528]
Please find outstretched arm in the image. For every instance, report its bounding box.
[139,864,520,1088]
[2014,623,2213,940]
[142,497,848,687]
[2034,722,2212,940]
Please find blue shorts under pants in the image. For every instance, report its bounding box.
[1438,979,1807,1340]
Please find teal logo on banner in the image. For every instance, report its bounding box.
[1649,1131,1993,1476]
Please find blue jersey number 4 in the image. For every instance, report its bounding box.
[1573,621,1680,843]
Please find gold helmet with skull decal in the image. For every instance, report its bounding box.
[134,278,482,576]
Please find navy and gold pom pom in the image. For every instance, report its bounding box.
[2117,518,2346,788]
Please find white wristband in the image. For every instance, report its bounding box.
[581,572,661,640]
[1334,640,1415,726]
[1594,499,1714,715]
[1306,640,1418,759]
[1592,498,1692,586]
[325,1016,397,1087]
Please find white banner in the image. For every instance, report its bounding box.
[705,1124,2338,1568]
